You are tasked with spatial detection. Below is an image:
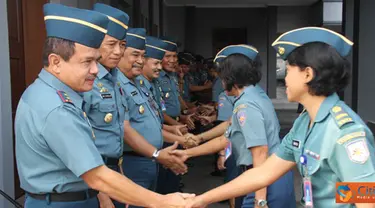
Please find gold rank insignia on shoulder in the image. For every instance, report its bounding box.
[104,113,113,123]
[57,90,73,104]
[139,105,145,114]
[140,79,144,86]
[330,105,354,129]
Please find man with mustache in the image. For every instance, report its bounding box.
[82,3,129,207]
[116,29,188,208]
[138,37,199,149]
[15,4,192,208]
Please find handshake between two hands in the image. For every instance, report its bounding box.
[159,192,207,208]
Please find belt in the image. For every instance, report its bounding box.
[27,189,98,202]
[102,156,123,166]
[240,165,253,171]
[123,151,145,158]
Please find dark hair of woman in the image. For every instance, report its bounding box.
[218,53,262,91]
[287,42,351,96]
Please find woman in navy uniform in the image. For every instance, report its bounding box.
[173,44,296,208]
[186,27,375,208]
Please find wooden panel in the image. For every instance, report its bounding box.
[23,0,47,86]
[7,0,26,198]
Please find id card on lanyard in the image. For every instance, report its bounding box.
[300,155,314,208]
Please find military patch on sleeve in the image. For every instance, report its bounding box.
[330,105,354,128]
[345,138,370,164]
[57,91,73,104]
[237,110,247,126]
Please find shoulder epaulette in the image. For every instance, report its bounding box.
[330,105,354,129]
[233,104,248,114]
[57,90,73,104]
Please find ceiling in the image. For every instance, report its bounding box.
[164,0,319,8]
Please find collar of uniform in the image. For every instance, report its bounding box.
[139,75,152,90]
[38,69,83,109]
[234,85,256,104]
[314,93,340,123]
[97,63,111,79]
[159,70,167,77]
[117,69,132,85]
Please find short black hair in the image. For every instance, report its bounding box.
[42,37,76,67]
[218,53,262,91]
[287,42,350,96]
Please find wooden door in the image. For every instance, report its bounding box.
[7,0,26,198]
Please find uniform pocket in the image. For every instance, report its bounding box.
[94,102,116,126]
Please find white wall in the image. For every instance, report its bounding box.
[277,6,310,33]
[0,0,15,207]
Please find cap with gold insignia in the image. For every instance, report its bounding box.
[43,3,109,49]
[272,27,354,60]
[93,3,129,40]
[178,52,195,66]
[145,36,168,60]
[126,28,146,50]
[160,36,178,52]
[214,44,259,63]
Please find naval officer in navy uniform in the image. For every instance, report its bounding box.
[82,3,129,207]
[15,3,193,208]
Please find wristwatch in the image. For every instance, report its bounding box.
[152,149,160,160]
[255,199,267,207]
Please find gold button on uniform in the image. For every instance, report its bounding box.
[104,113,113,123]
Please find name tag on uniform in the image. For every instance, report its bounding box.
[131,91,138,96]
[101,93,112,99]
[292,140,300,148]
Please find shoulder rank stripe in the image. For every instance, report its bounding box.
[337,131,366,145]
[233,104,248,114]
[330,105,354,128]
[57,90,73,104]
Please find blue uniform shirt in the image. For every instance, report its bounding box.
[182,74,191,102]
[217,92,235,121]
[137,75,164,124]
[276,93,375,207]
[212,77,224,103]
[117,70,163,151]
[15,69,104,193]
[226,85,281,166]
[83,64,128,158]
[158,70,181,118]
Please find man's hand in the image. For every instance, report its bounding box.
[181,114,196,130]
[157,193,195,208]
[97,192,115,208]
[157,142,188,175]
[185,195,207,208]
[183,133,200,149]
[217,155,226,170]
[171,149,190,163]
[173,124,188,136]
[198,115,215,126]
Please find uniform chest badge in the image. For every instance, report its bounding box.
[139,105,145,114]
[292,140,300,148]
[345,138,370,164]
[104,113,113,123]
[97,82,103,88]
[140,79,144,86]
[100,88,108,93]
[305,149,320,160]
[165,92,170,98]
